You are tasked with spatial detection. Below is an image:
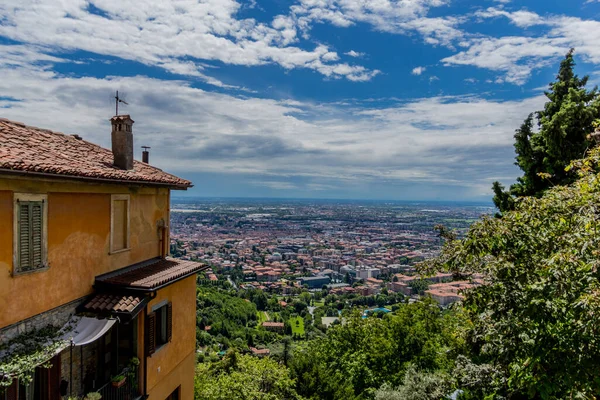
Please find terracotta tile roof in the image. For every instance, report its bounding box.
[262,322,284,328]
[250,347,270,355]
[97,257,207,290]
[83,294,143,313]
[0,118,191,188]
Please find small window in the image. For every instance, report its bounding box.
[146,302,172,356]
[13,194,48,275]
[166,387,180,400]
[110,195,130,253]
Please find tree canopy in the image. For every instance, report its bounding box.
[493,49,600,213]
[195,351,303,400]
[425,147,600,398]
[290,299,468,400]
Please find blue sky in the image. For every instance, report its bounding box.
[1,0,600,201]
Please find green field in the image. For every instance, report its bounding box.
[257,311,269,324]
[313,300,325,307]
[289,316,305,336]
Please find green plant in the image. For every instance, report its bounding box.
[84,393,102,400]
[111,374,125,383]
[125,357,140,389]
[0,326,67,387]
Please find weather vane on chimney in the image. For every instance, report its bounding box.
[115,90,129,116]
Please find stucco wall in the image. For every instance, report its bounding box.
[144,275,197,398]
[0,176,170,329]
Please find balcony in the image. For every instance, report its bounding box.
[96,365,141,400]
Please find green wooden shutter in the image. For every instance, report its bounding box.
[18,203,31,271]
[17,201,44,272]
[31,202,43,268]
[146,312,156,356]
[167,303,173,343]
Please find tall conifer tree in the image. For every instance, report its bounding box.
[493,49,600,213]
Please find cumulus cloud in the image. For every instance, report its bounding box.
[0,52,545,199]
[290,0,463,47]
[0,0,378,83]
[449,9,600,84]
[412,66,426,75]
[475,7,546,28]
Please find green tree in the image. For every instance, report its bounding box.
[493,49,600,213]
[409,279,429,295]
[195,351,303,399]
[290,299,466,399]
[374,366,451,400]
[425,148,600,398]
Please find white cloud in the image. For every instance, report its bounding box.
[290,0,463,47]
[451,9,600,84]
[412,66,426,75]
[0,54,546,198]
[443,36,568,84]
[0,0,378,83]
[345,50,364,58]
[475,7,545,28]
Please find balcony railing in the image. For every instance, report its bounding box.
[96,366,140,400]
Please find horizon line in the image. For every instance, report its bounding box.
[170,195,495,205]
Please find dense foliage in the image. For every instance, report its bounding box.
[425,147,600,398]
[195,352,303,400]
[196,287,278,349]
[290,299,468,400]
[493,49,600,213]
[0,326,66,388]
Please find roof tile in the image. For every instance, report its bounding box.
[0,118,191,188]
[97,257,206,289]
[82,294,143,313]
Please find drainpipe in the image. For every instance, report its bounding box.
[69,341,73,397]
[80,346,83,395]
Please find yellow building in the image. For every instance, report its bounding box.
[0,116,205,400]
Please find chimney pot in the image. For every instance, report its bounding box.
[142,146,151,164]
[110,115,134,170]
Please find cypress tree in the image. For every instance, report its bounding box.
[493,49,600,213]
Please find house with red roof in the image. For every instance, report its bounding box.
[0,115,205,399]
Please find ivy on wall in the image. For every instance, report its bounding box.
[0,325,68,387]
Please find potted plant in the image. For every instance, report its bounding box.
[125,357,140,389]
[111,374,126,388]
[84,393,102,400]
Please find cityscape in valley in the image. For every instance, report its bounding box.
[169,198,490,362]
[171,198,489,304]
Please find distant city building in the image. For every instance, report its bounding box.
[299,276,331,289]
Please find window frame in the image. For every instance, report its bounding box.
[13,193,48,276]
[147,301,173,356]
[110,194,130,254]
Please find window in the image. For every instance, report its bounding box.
[110,194,130,253]
[166,387,180,400]
[146,302,172,356]
[13,194,47,275]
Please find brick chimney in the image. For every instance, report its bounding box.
[110,115,134,170]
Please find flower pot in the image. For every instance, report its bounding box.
[111,377,126,388]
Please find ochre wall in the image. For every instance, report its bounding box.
[0,176,170,328]
[144,275,197,399]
